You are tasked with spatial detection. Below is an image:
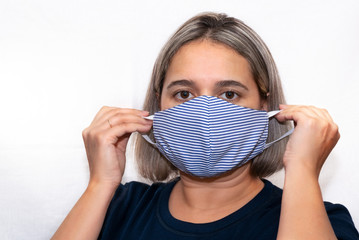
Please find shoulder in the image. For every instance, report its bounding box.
[99,179,178,239]
[324,201,359,239]
[261,180,358,239]
[107,178,180,214]
[261,179,283,205]
[265,180,359,239]
[110,179,173,206]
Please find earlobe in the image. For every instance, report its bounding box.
[261,102,268,111]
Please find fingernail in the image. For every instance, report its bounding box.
[279,104,287,109]
[141,111,150,116]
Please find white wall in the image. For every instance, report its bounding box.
[0,1,358,239]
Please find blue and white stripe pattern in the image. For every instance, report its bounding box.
[152,95,269,177]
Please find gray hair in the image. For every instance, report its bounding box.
[134,12,291,182]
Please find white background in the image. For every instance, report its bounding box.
[0,1,358,239]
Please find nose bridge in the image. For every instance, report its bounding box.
[196,79,215,97]
[198,91,212,97]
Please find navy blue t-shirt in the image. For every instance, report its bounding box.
[98,179,358,239]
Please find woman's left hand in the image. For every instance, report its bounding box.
[275,105,340,178]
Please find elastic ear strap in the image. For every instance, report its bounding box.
[141,115,157,147]
[143,115,154,120]
[264,128,294,149]
[267,110,281,118]
[141,134,157,147]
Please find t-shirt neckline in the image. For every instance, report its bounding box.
[156,178,274,236]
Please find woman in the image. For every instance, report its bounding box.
[52,12,358,239]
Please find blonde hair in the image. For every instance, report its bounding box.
[134,12,291,182]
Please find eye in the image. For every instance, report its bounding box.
[175,91,193,100]
[220,91,238,100]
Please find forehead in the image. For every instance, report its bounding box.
[163,39,255,88]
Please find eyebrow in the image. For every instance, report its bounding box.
[215,80,249,91]
[166,79,249,91]
[166,79,195,89]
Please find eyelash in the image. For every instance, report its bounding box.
[219,91,240,102]
[173,90,240,102]
[174,90,194,101]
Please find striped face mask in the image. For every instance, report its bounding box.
[142,95,292,178]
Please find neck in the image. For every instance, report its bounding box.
[169,162,264,223]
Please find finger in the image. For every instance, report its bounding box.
[84,110,152,139]
[276,105,318,123]
[278,104,290,110]
[311,107,334,122]
[101,112,152,131]
[92,106,148,123]
[309,107,339,140]
[277,106,340,146]
[92,108,150,127]
[100,108,149,122]
[280,104,333,122]
[99,122,153,145]
[91,106,121,123]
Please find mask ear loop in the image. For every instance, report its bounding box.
[141,115,157,146]
[264,110,294,149]
[142,112,294,148]
[267,110,281,118]
[143,115,154,120]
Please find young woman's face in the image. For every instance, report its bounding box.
[160,40,265,111]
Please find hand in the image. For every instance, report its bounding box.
[82,107,152,188]
[275,105,340,178]
[275,105,339,239]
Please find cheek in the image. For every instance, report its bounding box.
[160,101,177,111]
[159,94,172,111]
[159,98,165,111]
[239,92,263,110]
[159,88,180,111]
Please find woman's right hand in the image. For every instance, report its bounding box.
[52,107,152,239]
[82,107,152,189]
